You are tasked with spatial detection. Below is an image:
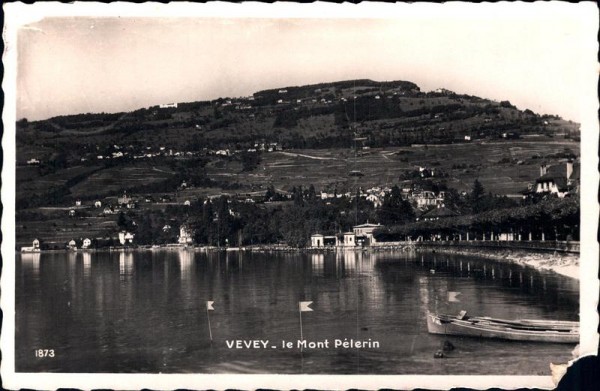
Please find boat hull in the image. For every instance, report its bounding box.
[427,312,579,344]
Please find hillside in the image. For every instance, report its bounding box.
[14,79,580,248]
[16,79,579,160]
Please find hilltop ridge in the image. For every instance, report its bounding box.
[17,79,579,160]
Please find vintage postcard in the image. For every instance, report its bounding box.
[2,2,598,390]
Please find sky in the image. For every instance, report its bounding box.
[12,3,598,122]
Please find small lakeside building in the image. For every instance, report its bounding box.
[21,239,41,253]
[310,223,383,248]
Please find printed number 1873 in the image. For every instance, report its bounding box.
[35,349,55,358]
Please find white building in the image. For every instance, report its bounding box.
[178,225,194,245]
[67,239,77,250]
[21,238,41,253]
[311,234,324,248]
[343,232,356,247]
[366,194,383,208]
[353,223,382,246]
[119,231,135,245]
[82,238,92,249]
[533,161,579,198]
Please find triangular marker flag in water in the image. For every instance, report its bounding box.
[299,301,313,312]
[207,301,215,310]
[448,292,461,303]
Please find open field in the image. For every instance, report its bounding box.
[67,164,176,198]
[17,165,102,193]
[202,138,578,196]
[16,138,578,205]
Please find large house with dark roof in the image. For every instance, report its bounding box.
[524,160,579,199]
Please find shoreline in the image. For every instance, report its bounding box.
[19,244,579,280]
[417,246,579,280]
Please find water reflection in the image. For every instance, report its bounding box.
[20,253,40,276]
[375,254,579,319]
[311,254,324,276]
[68,251,77,273]
[15,250,579,375]
[178,249,195,278]
[82,252,92,277]
[119,252,134,279]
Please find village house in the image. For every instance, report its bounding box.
[118,231,135,246]
[27,158,40,165]
[412,190,445,208]
[178,225,194,245]
[69,209,76,217]
[94,200,102,208]
[366,194,384,208]
[159,102,178,108]
[434,88,454,95]
[118,192,132,206]
[418,166,436,178]
[524,160,579,199]
[103,206,115,215]
[21,238,41,253]
[67,239,77,250]
[75,199,82,206]
[320,192,336,200]
[82,238,92,249]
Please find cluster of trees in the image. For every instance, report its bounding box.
[467,179,519,214]
[120,182,433,247]
[254,79,419,105]
[376,196,579,242]
[118,186,383,247]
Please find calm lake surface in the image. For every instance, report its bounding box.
[16,250,579,375]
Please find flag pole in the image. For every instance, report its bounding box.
[298,301,312,352]
[299,303,303,349]
[207,303,213,342]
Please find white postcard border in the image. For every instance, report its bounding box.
[2,2,598,390]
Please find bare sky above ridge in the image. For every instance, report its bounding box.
[15,5,596,122]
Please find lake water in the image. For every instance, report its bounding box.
[15,250,579,375]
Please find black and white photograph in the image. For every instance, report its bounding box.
[2,2,598,390]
